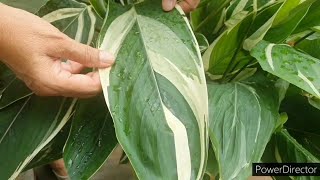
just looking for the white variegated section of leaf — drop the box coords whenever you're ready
[298,70,320,97]
[251,40,320,98]
[265,43,276,70]
[99,6,208,180]
[9,99,77,180]
[42,8,84,22]
[41,6,96,45]
[99,8,136,108]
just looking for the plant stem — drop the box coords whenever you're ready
[294,31,315,46]
[220,10,258,83]
[228,58,255,82]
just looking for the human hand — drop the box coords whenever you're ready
[162,0,200,13]
[0,4,114,98]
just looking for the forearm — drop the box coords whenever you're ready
[0,3,12,60]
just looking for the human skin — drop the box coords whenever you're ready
[0,0,199,98]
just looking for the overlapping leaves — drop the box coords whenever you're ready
[97,0,208,179]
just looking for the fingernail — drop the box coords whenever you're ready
[163,0,175,11]
[99,51,115,63]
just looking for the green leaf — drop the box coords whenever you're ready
[98,1,209,179]
[262,130,319,180]
[25,122,71,170]
[63,94,117,180]
[0,96,76,179]
[294,0,320,33]
[89,0,108,19]
[203,12,253,76]
[0,64,32,109]
[275,129,319,163]
[206,146,218,178]
[195,33,209,53]
[37,0,98,45]
[263,0,314,43]
[244,0,311,50]
[207,75,279,179]
[280,87,320,159]
[251,40,320,98]
[0,0,49,13]
[191,0,232,42]
[308,96,320,110]
[0,0,99,178]
[296,37,320,59]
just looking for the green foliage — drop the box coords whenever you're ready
[1,0,320,179]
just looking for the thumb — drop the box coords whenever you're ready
[59,39,115,68]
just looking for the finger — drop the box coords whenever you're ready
[53,69,102,97]
[24,79,59,96]
[58,39,115,68]
[60,61,84,74]
[178,0,199,13]
[162,0,177,11]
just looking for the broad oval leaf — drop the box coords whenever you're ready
[98,1,209,179]
[251,40,320,98]
[207,75,279,179]
[63,94,117,179]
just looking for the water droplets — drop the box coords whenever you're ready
[68,159,73,166]
[97,137,102,147]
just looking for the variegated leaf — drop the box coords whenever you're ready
[37,0,116,178]
[207,75,279,179]
[251,40,320,98]
[98,1,208,179]
[202,11,253,76]
[244,0,314,50]
[0,64,32,109]
[38,0,97,45]
[24,122,71,170]
[0,0,98,179]
[271,129,319,180]
[0,96,76,179]
[63,94,117,179]
[0,0,49,13]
